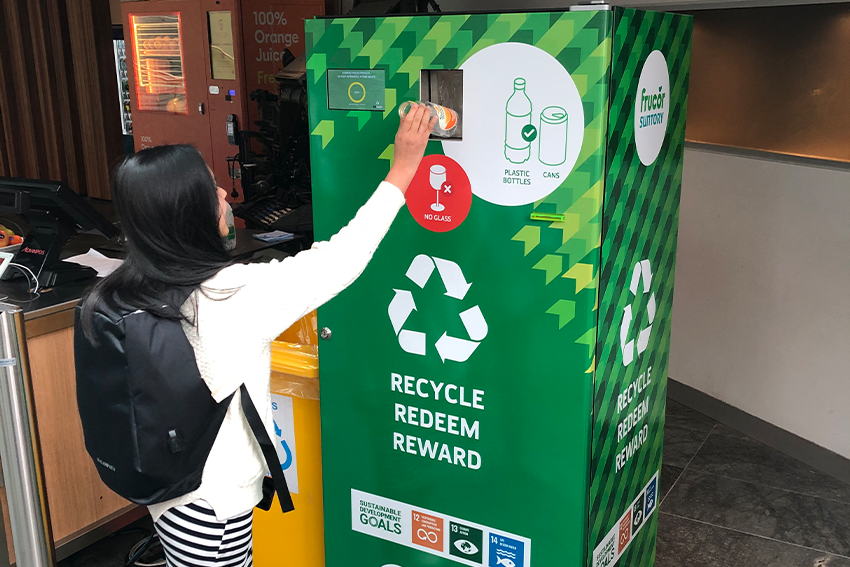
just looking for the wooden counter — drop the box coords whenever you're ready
[0,227,306,565]
[0,291,145,566]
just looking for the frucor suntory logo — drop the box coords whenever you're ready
[619,260,656,367]
[633,50,670,166]
[389,254,488,363]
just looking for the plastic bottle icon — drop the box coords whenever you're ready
[505,78,533,164]
[539,106,568,166]
[430,164,447,212]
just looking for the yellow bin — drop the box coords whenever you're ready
[253,314,324,567]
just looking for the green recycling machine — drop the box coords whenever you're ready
[306,6,691,567]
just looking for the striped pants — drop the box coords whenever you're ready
[154,501,253,567]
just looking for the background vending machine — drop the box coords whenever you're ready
[122,0,323,205]
[307,6,691,567]
[241,0,325,127]
[122,0,251,200]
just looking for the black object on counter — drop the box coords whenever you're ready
[0,178,119,287]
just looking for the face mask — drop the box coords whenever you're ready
[223,202,236,251]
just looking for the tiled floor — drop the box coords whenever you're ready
[656,400,850,567]
[53,398,850,567]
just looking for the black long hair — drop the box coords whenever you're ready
[80,145,232,341]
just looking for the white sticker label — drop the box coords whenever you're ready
[270,393,298,494]
[592,471,659,567]
[352,489,531,567]
[634,51,670,166]
[209,85,221,95]
[442,43,585,207]
[0,358,16,367]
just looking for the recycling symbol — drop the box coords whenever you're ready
[273,421,293,470]
[388,254,488,363]
[620,259,656,367]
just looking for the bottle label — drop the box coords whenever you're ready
[224,225,237,250]
[433,104,458,131]
[506,112,531,150]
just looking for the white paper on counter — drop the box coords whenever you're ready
[65,249,123,278]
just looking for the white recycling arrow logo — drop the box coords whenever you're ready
[620,259,656,367]
[388,254,488,363]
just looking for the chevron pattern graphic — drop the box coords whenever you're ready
[589,8,692,567]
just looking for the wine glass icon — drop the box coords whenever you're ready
[430,164,447,212]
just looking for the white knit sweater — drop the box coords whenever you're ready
[148,182,405,522]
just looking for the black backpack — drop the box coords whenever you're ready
[74,290,294,513]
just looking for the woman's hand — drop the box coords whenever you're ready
[385,103,437,194]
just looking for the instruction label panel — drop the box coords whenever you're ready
[592,471,659,567]
[328,69,386,111]
[352,489,531,566]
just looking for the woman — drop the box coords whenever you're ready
[80,104,436,566]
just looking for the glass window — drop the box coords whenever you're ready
[208,11,236,80]
[130,14,188,114]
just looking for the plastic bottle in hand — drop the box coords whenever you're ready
[398,101,458,138]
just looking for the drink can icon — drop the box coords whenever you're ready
[539,106,568,166]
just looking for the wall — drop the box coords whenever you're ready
[412,0,850,460]
[670,146,850,459]
[684,3,850,163]
[110,0,121,25]
[0,0,121,199]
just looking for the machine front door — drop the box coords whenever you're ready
[123,1,213,159]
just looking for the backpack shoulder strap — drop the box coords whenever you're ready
[239,384,295,513]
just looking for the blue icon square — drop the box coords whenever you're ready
[228,89,236,96]
[645,478,657,516]
[488,534,525,567]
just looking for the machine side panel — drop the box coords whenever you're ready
[589,8,692,567]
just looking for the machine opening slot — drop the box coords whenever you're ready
[420,69,463,140]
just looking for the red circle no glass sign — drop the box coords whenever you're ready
[405,155,471,233]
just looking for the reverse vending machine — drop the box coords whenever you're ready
[307,7,691,567]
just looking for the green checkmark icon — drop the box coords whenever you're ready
[521,124,538,142]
